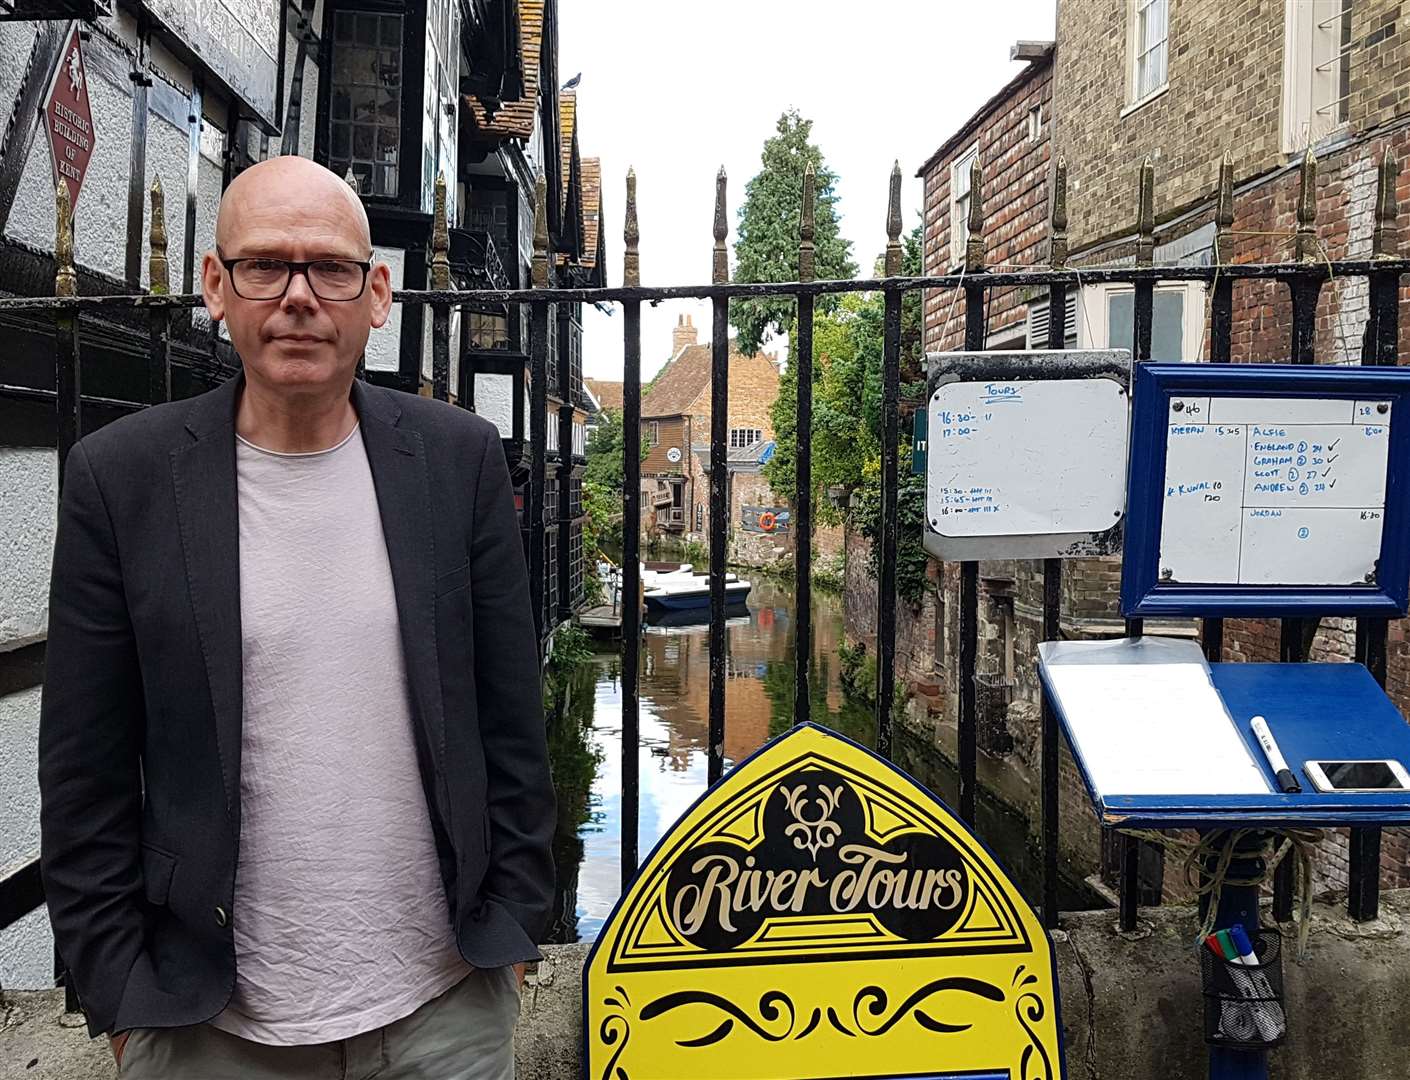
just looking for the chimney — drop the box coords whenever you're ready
[1010,40,1055,63]
[672,313,698,355]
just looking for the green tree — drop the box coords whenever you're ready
[583,407,631,494]
[764,223,930,606]
[581,409,648,598]
[732,110,856,354]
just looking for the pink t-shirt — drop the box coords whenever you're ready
[207,426,471,1045]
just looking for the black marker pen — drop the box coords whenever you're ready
[1251,715,1301,794]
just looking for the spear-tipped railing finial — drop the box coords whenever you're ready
[623,167,640,287]
[55,179,76,298]
[712,166,728,285]
[149,175,169,296]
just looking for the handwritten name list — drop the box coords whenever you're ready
[1159,396,1390,585]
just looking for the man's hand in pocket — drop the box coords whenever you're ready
[110,1030,130,1066]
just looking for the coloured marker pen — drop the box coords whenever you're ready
[1214,929,1240,962]
[1228,924,1259,967]
[1250,716,1302,794]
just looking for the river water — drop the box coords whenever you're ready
[543,575,1104,944]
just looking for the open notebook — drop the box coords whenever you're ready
[1039,636,1271,797]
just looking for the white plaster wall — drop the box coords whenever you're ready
[280,0,324,158]
[418,305,462,390]
[450,306,461,394]
[0,15,210,294]
[366,244,405,372]
[0,449,57,651]
[0,905,52,990]
[0,686,51,990]
[475,372,513,436]
[189,120,225,335]
[421,299,432,382]
[141,105,191,291]
[5,29,133,280]
[0,25,36,126]
[0,688,42,860]
[1,451,56,988]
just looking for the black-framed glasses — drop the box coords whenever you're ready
[218,248,374,301]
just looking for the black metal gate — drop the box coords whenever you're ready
[2,146,1409,1014]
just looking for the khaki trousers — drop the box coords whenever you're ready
[117,966,519,1080]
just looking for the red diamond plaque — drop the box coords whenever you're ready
[42,25,96,209]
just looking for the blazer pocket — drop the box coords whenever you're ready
[140,844,177,906]
[436,559,470,598]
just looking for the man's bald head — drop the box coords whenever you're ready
[201,154,392,407]
[215,156,371,253]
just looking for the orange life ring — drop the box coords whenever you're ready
[758,511,777,532]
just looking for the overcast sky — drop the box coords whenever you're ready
[557,0,1057,383]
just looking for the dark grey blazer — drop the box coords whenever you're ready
[38,371,555,1039]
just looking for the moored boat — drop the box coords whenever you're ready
[641,563,752,613]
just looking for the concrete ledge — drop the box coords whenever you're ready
[1055,889,1410,1080]
[5,892,1409,1078]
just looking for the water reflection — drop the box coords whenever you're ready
[543,576,1103,945]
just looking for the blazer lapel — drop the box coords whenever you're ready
[170,372,244,822]
[354,380,446,766]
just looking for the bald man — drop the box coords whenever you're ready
[38,156,555,1079]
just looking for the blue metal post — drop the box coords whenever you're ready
[1204,832,1271,1080]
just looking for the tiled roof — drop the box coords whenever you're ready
[641,343,776,419]
[559,88,577,214]
[464,0,543,140]
[585,378,623,411]
[642,344,713,418]
[581,157,601,269]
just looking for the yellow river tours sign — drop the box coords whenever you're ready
[584,724,1065,1080]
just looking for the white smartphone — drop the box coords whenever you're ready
[1303,759,1410,793]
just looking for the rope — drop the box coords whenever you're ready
[1117,827,1323,960]
[1202,229,1342,360]
[936,260,1082,350]
[936,262,967,349]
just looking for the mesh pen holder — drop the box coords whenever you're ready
[1200,930,1287,1051]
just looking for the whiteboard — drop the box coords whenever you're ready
[1158,396,1391,585]
[927,377,1129,539]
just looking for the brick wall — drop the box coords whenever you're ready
[729,471,790,567]
[813,520,845,561]
[889,1,1410,903]
[842,522,943,697]
[914,47,1127,864]
[684,445,708,541]
[683,351,782,546]
[1054,0,1410,248]
[921,56,1054,353]
[1055,0,1286,245]
[1050,0,1410,896]
[1218,127,1410,367]
[684,352,781,442]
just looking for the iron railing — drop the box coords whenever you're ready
[1,146,1407,1020]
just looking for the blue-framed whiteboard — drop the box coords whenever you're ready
[1122,363,1410,618]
